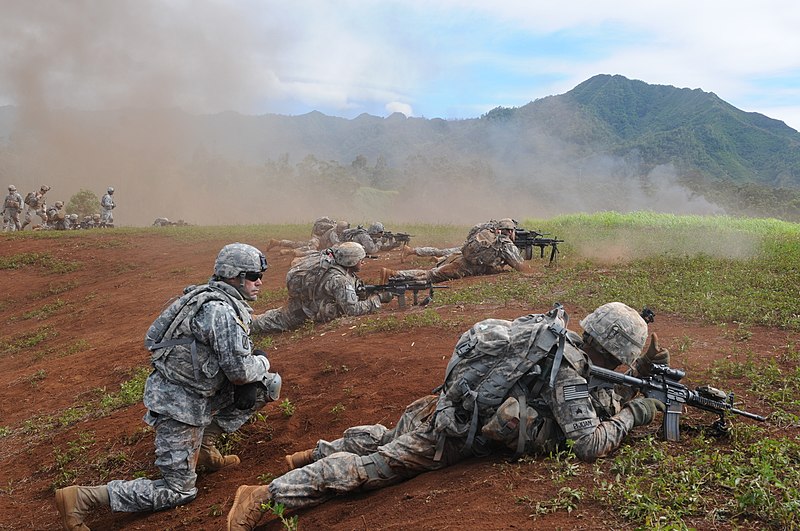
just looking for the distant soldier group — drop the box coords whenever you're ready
[2,184,117,232]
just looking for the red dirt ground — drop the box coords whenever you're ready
[0,230,792,530]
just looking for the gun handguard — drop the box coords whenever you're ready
[588,363,766,441]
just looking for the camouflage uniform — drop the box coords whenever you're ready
[105,279,276,512]
[403,220,500,260]
[100,188,115,226]
[21,186,49,230]
[252,262,380,333]
[391,234,523,283]
[46,202,68,230]
[2,186,23,232]
[342,226,379,256]
[260,314,647,511]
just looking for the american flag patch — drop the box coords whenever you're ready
[563,383,589,401]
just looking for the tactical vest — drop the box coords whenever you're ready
[312,216,336,237]
[342,226,368,242]
[434,305,570,459]
[144,284,251,394]
[24,192,38,207]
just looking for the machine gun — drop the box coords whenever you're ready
[382,231,413,246]
[356,278,448,308]
[589,363,767,441]
[513,228,564,263]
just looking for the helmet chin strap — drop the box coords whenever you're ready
[236,272,255,301]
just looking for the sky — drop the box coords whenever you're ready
[2,0,800,131]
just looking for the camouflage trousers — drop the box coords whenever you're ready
[108,402,261,512]
[268,395,469,510]
[2,209,21,231]
[101,208,113,225]
[411,246,459,258]
[392,254,496,283]
[251,305,308,333]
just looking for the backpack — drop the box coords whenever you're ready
[285,249,336,301]
[342,226,368,242]
[461,227,500,266]
[434,305,570,459]
[312,217,336,237]
[24,192,37,207]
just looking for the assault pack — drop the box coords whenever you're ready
[24,192,38,207]
[461,226,500,266]
[285,249,336,301]
[312,216,336,237]
[434,304,571,459]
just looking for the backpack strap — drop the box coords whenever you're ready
[146,336,200,380]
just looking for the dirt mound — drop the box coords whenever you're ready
[0,230,784,530]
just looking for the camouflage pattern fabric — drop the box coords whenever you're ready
[409,246,460,258]
[268,395,468,509]
[21,191,47,229]
[101,192,115,224]
[252,264,380,333]
[342,227,379,255]
[390,237,523,283]
[265,318,646,509]
[106,280,272,512]
[2,191,23,232]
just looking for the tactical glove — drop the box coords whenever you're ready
[633,333,670,377]
[233,350,270,410]
[378,291,394,303]
[626,397,666,427]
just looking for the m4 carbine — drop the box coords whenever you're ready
[382,231,413,246]
[589,363,767,440]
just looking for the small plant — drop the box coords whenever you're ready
[330,403,346,416]
[261,500,299,531]
[517,486,584,517]
[0,426,12,438]
[278,398,296,417]
[208,504,223,517]
[257,472,276,484]
[26,369,47,388]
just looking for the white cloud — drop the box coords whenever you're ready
[385,101,413,116]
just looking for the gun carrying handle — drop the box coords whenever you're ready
[662,402,683,441]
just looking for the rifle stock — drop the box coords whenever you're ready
[588,363,766,441]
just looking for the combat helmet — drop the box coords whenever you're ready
[214,243,268,279]
[580,302,647,366]
[107,187,114,194]
[367,222,385,235]
[8,184,16,192]
[497,218,516,230]
[54,201,64,208]
[40,185,51,192]
[333,241,366,267]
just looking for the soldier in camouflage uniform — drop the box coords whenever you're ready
[46,201,68,230]
[21,184,50,230]
[383,218,523,283]
[265,216,336,254]
[400,219,502,262]
[100,187,115,226]
[2,185,23,232]
[251,242,389,333]
[228,302,668,529]
[55,243,282,531]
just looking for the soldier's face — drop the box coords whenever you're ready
[241,274,262,300]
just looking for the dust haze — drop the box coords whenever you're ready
[0,2,725,228]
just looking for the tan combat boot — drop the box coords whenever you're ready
[265,238,280,251]
[380,268,398,284]
[284,448,315,471]
[400,244,413,262]
[227,485,271,531]
[197,424,240,472]
[55,485,110,531]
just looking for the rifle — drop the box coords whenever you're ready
[357,279,448,308]
[382,231,413,246]
[589,363,767,441]
[514,228,564,263]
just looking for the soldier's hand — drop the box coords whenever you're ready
[626,397,666,427]
[378,291,394,303]
[234,383,259,410]
[633,333,670,377]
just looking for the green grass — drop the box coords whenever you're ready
[0,252,81,273]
